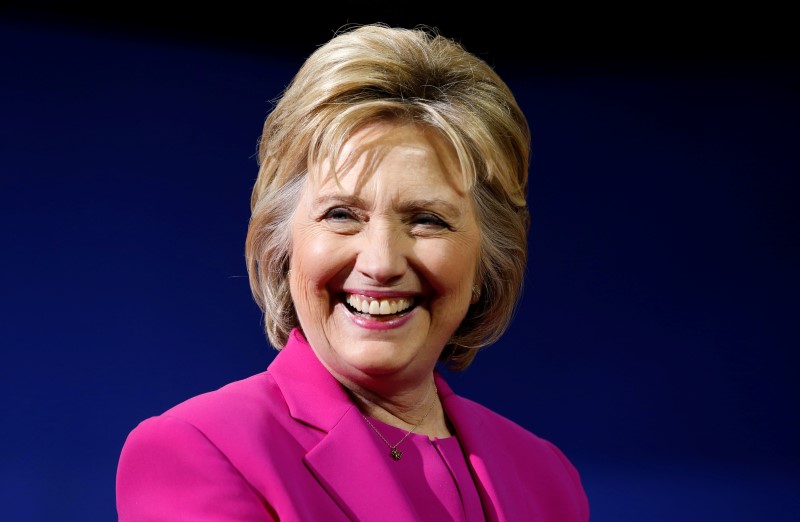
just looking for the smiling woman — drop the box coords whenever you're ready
[290,123,481,402]
[116,23,589,521]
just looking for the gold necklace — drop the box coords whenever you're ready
[361,386,439,461]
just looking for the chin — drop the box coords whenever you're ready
[339,340,414,374]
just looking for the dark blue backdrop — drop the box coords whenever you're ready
[1,11,798,521]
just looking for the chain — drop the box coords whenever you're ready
[361,386,439,461]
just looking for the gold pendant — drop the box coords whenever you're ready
[390,447,403,461]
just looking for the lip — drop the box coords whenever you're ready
[342,289,418,299]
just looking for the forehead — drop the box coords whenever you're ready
[308,122,466,195]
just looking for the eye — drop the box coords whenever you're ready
[412,213,450,229]
[323,207,356,222]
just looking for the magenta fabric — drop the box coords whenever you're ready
[116,329,589,521]
[366,426,486,521]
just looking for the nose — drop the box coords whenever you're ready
[354,220,409,285]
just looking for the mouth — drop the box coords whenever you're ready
[343,293,417,318]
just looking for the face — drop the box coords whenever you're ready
[289,122,480,389]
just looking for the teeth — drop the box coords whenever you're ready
[346,294,413,316]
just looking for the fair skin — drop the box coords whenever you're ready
[289,122,481,439]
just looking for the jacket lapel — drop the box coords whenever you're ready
[268,329,423,521]
[438,374,519,522]
[303,406,421,521]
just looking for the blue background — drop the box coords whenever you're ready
[2,6,798,521]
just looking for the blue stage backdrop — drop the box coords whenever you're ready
[1,11,798,522]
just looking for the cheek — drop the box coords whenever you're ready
[417,235,480,295]
[290,233,342,328]
[291,227,350,293]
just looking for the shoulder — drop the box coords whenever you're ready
[116,371,292,520]
[116,372,285,520]
[121,370,295,464]
[447,392,543,444]
[162,371,281,426]
[446,393,589,520]
[453,393,580,472]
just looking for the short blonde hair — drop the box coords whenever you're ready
[245,23,530,370]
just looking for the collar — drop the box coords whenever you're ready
[266,328,511,521]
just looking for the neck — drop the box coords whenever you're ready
[347,377,451,439]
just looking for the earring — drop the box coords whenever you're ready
[471,285,481,304]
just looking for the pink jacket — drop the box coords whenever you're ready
[116,329,589,521]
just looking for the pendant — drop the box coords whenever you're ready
[390,447,403,461]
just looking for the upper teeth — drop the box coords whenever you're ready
[346,295,413,315]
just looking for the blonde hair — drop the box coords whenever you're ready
[245,23,530,370]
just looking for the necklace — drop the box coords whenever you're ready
[361,385,439,461]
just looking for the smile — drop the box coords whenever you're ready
[345,294,415,316]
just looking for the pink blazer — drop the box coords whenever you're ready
[116,329,589,521]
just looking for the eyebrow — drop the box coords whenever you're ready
[312,194,463,216]
[312,194,365,209]
[399,198,461,216]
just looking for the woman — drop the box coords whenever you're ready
[116,23,589,521]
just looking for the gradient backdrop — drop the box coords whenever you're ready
[1,5,798,521]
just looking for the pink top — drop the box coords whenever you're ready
[364,418,486,521]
